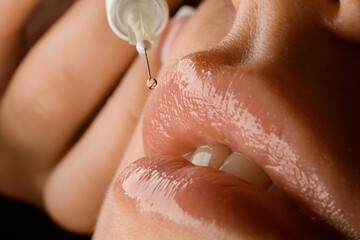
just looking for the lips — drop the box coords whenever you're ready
[114,155,342,239]
[114,49,358,239]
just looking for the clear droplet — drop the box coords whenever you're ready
[147,78,158,90]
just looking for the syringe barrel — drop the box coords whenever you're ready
[106,0,169,47]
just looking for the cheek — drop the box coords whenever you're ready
[165,0,235,62]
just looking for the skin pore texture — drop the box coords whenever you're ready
[95,0,360,239]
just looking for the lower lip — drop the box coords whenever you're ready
[113,155,341,239]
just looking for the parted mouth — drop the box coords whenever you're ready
[182,145,298,210]
[115,155,342,240]
[116,51,358,239]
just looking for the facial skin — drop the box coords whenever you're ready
[94,0,360,239]
[0,0,358,239]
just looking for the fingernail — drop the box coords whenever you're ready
[161,6,196,64]
[174,5,196,20]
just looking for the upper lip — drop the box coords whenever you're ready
[141,50,358,239]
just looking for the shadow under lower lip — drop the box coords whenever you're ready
[112,155,343,240]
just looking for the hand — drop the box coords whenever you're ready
[0,0,182,233]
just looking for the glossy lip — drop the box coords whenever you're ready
[136,51,358,238]
[114,155,341,239]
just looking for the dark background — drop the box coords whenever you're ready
[0,195,91,240]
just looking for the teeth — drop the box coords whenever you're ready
[219,152,271,189]
[185,145,297,210]
[188,146,270,189]
[190,145,232,169]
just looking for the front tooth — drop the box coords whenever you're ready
[219,152,271,189]
[190,145,232,169]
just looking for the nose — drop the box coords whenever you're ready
[222,0,360,65]
[329,0,360,42]
[193,0,360,143]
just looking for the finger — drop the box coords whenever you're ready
[44,43,161,233]
[0,0,42,33]
[43,0,190,232]
[0,0,136,204]
[47,1,200,233]
[0,0,42,93]
[44,2,199,229]
[25,0,76,50]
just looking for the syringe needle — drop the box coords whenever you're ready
[144,48,152,80]
[144,48,158,90]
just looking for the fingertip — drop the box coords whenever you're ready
[44,166,97,234]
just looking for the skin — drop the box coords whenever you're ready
[0,0,183,232]
[0,0,359,239]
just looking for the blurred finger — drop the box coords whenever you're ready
[25,0,76,49]
[0,0,136,205]
[0,0,41,93]
[42,1,191,232]
[44,43,161,233]
[0,0,41,33]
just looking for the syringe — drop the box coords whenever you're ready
[106,0,169,90]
